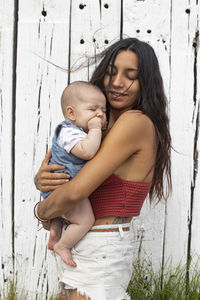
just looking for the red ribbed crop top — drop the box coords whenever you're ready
[89,174,152,219]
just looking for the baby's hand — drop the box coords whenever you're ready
[88,116,102,130]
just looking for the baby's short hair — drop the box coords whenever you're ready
[61,81,102,117]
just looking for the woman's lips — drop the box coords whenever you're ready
[109,91,127,99]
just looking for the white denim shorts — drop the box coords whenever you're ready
[54,223,134,300]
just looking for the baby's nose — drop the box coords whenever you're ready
[96,110,103,117]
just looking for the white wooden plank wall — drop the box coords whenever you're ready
[164,0,199,267]
[187,0,200,267]
[0,0,15,296]
[14,1,70,298]
[123,0,171,271]
[0,0,199,298]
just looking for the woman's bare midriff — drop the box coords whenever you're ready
[94,216,132,225]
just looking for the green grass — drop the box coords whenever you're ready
[1,282,27,300]
[1,282,58,300]
[128,259,200,300]
[2,260,200,299]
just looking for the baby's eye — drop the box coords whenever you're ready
[89,108,96,111]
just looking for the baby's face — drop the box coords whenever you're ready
[73,89,107,132]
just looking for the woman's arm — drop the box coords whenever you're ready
[37,111,152,220]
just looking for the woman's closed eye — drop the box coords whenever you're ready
[126,70,138,81]
[106,65,116,76]
[127,75,138,81]
[106,69,138,82]
[106,70,116,76]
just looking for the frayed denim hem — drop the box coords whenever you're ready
[60,281,131,300]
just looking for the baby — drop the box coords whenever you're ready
[41,81,107,267]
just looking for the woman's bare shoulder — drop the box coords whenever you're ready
[112,110,155,136]
[119,109,153,123]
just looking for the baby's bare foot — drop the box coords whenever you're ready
[54,243,77,267]
[48,229,60,251]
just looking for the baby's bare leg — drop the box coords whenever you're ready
[48,218,63,250]
[54,198,95,267]
[70,290,90,300]
[59,290,89,300]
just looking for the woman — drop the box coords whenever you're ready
[34,38,171,300]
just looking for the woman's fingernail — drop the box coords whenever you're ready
[66,179,69,182]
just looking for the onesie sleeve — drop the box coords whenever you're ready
[57,125,87,153]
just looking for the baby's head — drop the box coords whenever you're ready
[61,81,107,132]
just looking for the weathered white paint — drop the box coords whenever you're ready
[100,0,121,44]
[164,0,198,266]
[69,0,102,82]
[123,0,171,270]
[14,1,70,298]
[0,0,200,298]
[69,0,121,82]
[188,0,200,264]
[0,0,15,297]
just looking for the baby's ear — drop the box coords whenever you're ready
[65,106,76,121]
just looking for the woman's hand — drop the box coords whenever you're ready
[34,149,70,193]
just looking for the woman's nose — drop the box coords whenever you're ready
[112,74,124,88]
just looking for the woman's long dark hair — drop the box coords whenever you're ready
[90,38,172,202]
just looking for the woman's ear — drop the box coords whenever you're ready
[65,106,76,121]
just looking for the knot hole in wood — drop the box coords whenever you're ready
[41,10,47,17]
[185,8,190,14]
[79,4,86,9]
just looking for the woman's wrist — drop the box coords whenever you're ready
[34,202,49,223]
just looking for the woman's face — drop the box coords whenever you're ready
[104,50,140,112]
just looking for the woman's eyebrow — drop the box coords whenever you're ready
[127,68,138,71]
[108,64,138,71]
